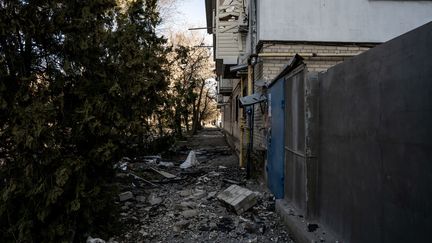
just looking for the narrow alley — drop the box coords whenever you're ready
[2,1,431,242]
[110,128,293,243]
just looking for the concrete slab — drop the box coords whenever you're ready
[217,185,257,214]
[119,191,133,201]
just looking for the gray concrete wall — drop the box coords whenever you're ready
[317,22,432,242]
[258,0,432,43]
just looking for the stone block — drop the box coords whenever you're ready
[119,191,133,201]
[217,185,257,214]
[181,209,199,218]
[136,195,146,203]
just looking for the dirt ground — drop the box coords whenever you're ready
[108,128,294,243]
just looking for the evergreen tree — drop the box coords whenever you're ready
[0,0,169,241]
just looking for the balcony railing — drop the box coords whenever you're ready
[218,78,234,95]
[217,94,230,108]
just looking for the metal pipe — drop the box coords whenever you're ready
[239,77,245,168]
[245,0,258,179]
[188,27,213,30]
[246,106,252,179]
[246,64,254,178]
[247,65,253,95]
[193,45,214,48]
[258,52,362,58]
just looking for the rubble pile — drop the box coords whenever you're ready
[107,129,293,242]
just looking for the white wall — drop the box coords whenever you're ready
[258,0,432,43]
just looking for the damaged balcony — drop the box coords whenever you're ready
[217,78,235,95]
[216,94,230,108]
[214,0,248,65]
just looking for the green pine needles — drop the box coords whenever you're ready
[0,0,169,241]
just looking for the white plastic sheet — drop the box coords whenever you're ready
[180,150,199,169]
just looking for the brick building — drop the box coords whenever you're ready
[205,0,432,178]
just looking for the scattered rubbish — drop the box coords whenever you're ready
[198,224,211,231]
[119,191,133,202]
[223,178,240,185]
[192,189,207,200]
[252,215,267,234]
[217,185,258,214]
[217,216,235,232]
[122,157,131,161]
[138,229,148,237]
[107,130,293,242]
[128,172,158,187]
[158,161,175,167]
[180,169,206,177]
[180,150,199,169]
[198,176,210,183]
[173,220,190,232]
[248,237,258,243]
[135,195,146,203]
[148,193,163,205]
[206,191,217,199]
[208,171,221,177]
[150,167,176,179]
[307,223,319,232]
[209,222,217,230]
[114,162,128,171]
[180,209,199,218]
[178,201,197,210]
[244,222,259,234]
[178,189,193,197]
[239,216,251,222]
[87,236,106,243]
[142,155,161,164]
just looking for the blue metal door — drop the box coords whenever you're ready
[267,78,285,199]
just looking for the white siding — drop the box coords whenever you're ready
[258,0,432,43]
[215,0,246,64]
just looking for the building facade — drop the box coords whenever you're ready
[205,0,432,176]
[205,1,432,241]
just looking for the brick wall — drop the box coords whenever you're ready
[252,42,372,151]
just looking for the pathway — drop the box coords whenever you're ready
[110,128,293,243]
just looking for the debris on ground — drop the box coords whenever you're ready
[307,223,319,232]
[217,185,258,214]
[180,150,199,169]
[86,236,106,243]
[118,191,133,202]
[107,128,293,242]
[150,167,177,179]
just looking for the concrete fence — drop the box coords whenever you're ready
[277,22,432,242]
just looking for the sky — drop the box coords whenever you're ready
[162,0,212,44]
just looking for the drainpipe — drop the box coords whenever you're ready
[245,0,258,179]
[246,62,253,178]
[246,54,258,179]
[239,77,245,168]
